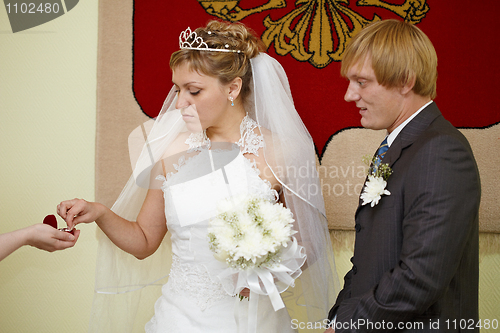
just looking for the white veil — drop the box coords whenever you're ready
[89,53,339,332]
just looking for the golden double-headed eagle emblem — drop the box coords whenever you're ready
[197,0,429,68]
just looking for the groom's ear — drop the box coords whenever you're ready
[400,73,416,95]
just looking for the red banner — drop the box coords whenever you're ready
[133,0,500,155]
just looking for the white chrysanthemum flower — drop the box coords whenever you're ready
[217,229,237,251]
[360,175,391,207]
[239,227,266,261]
[269,223,289,244]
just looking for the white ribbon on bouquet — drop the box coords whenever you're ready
[190,229,306,333]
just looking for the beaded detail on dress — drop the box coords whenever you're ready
[167,255,229,311]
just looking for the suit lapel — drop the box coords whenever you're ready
[355,103,443,217]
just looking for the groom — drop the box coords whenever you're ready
[326,20,480,332]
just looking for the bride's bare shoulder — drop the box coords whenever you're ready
[161,131,192,159]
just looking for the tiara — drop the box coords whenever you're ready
[179,27,242,53]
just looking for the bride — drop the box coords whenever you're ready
[58,20,339,332]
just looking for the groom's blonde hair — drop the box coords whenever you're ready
[341,19,437,99]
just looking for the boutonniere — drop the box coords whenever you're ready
[360,155,393,207]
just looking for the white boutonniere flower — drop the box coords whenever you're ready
[360,156,393,207]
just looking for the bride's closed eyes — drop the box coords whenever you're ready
[173,88,201,96]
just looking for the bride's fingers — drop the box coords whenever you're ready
[63,199,87,226]
[57,198,80,219]
[72,214,90,228]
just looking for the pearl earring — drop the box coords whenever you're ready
[229,96,234,107]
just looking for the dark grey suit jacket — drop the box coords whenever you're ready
[328,103,480,332]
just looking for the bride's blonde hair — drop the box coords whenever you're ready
[170,20,265,102]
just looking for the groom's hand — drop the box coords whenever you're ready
[324,327,335,333]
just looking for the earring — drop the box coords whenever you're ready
[229,96,234,107]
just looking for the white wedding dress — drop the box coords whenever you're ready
[144,117,297,333]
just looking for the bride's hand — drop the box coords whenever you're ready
[57,198,105,230]
[239,288,250,298]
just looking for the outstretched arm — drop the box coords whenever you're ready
[57,188,167,260]
[0,224,79,262]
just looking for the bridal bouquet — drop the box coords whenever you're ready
[207,195,296,270]
[203,194,306,333]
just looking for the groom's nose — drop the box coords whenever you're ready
[344,82,359,102]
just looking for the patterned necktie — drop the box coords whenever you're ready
[374,137,389,166]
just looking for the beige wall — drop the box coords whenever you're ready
[0,1,98,332]
[0,3,498,333]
